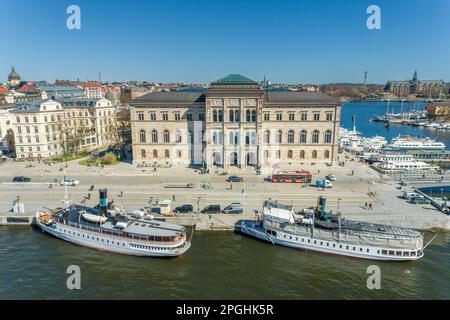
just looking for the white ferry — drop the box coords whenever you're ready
[238,198,432,261]
[386,135,446,151]
[377,154,440,172]
[34,190,191,257]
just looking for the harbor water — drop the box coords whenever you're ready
[0,102,449,300]
[0,226,448,299]
[341,101,450,149]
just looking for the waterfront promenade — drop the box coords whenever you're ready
[0,156,449,230]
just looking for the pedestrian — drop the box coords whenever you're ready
[352,170,354,176]
[318,170,320,175]
[230,183,233,190]
[369,203,373,211]
[120,190,123,197]
[172,194,176,201]
[364,202,368,209]
[87,193,91,200]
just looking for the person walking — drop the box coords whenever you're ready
[120,190,123,198]
[369,203,373,211]
[364,202,368,209]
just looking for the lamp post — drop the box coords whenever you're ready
[197,197,201,215]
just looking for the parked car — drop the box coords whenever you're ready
[173,204,194,213]
[315,179,333,188]
[226,176,244,183]
[13,176,31,182]
[222,203,243,214]
[60,177,80,186]
[403,191,419,200]
[201,205,221,214]
[409,196,431,205]
[325,174,337,181]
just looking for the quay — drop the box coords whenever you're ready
[1,154,449,231]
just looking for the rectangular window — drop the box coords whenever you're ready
[301,113,308,121]
[198,113,205,121]
[162,113,168,121]
[263,113,270,121]
[314,113,320,121]
[174,113,181,121]
[276,113,282,121]
[187,113,193,121]
[326,112,333,121]
[288,113,295,121]
[149,112,156,121]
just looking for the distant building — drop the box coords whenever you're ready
[7,66,21,88]
[121,86,149,101]
[0,104,15,154]
[385,70,443,97]
[78,82,104,99]
[425,101,450,118]
[37,85,85,99]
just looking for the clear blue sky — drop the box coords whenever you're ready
[1,0,449,84]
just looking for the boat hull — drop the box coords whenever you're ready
[238,221,423,262]
[36,221,190,257]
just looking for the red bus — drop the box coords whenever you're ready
[271,171,312,183]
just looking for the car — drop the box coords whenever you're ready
[173,204,194,213]
[222,203,243,214]
[403,192,419,200]
[201,205,221,214]
[60,177,80,186]
[326,174,336,181]
[13,176,31,182]
[409,196,431,205]
[226,176,244,183]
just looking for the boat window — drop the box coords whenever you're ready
[360,248,363,252]
[389,251,395,255]
[320,241,323,245]
[396,251,402,256]
[346,246,349,250]
[353,247,356,251]
[339,245,342,249]
[366,249,370,253]
[411,251,416,256]
[308,239,310,243]
[382,250,387,255]
[326,243,329,247]
[333,244,336,248]
[314,240,317,244]
[403,252,409,256]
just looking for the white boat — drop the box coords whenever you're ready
[238,198,429,261]
[386,135,446,151]
[376,154,440,172]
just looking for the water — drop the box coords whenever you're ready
[1,101,449,300]
[341,101,450,148]
[0,226,449,299]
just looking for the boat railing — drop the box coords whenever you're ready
[56,218,185,246]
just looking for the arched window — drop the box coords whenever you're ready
[141,149,146,159]
[251,132,256,145]
[235,132,239,145]
[251,110,256,122]
[287,130,295,144]
[163,130,170,143]
[312,150,318,159]
[213,110,218,122]
[188,130,193,144]
[151,130,158,143]
[25,117,29,123]
[324,150,330,159]
[33,117,37,123]
[175,130,182,143]
[300,150,306,159]
[153,149,158,158]
[264,130,270,144]
[139,130,146,143]
[288,150,293,159]
[165,149,170,158]
[276,150,281,159]
[324,130,333,144]
[299,130,307,144]
[235,110,240,122]
[229,132,234,145]
[218,110,223,122]
[229,110,234,122]
[246,110,251,122]
[312,130,320,144]
[276,130,282,144]
[245,132,250,145]
[213,132,218,144]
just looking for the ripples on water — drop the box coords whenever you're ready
[0,227,448,299]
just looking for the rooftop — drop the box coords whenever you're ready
[212,74,257,85]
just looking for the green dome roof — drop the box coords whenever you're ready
[8,66,20,81]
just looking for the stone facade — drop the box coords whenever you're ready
[11,98,117,159]
[130,75,341,169]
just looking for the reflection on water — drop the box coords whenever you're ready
[0,227,449,299]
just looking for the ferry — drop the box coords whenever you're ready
[376,154,440,173]
[238,197,433,261]
[33,189,191,257]
[385,136,446,151]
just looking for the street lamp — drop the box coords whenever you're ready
[197,197,201,214]
[337,198,342,214]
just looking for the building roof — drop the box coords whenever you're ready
[212,74,257,85]
[16,83,39,94]
[131,91,205,104]
[8,66,20,81]
[78,82,102,88]
[264,91,340,105]
[37,85,84,92]
[0,86,9,95]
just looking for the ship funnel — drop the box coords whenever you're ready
[316,196,327,214]
[99,189,107,215]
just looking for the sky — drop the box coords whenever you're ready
[1,0,449,84]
